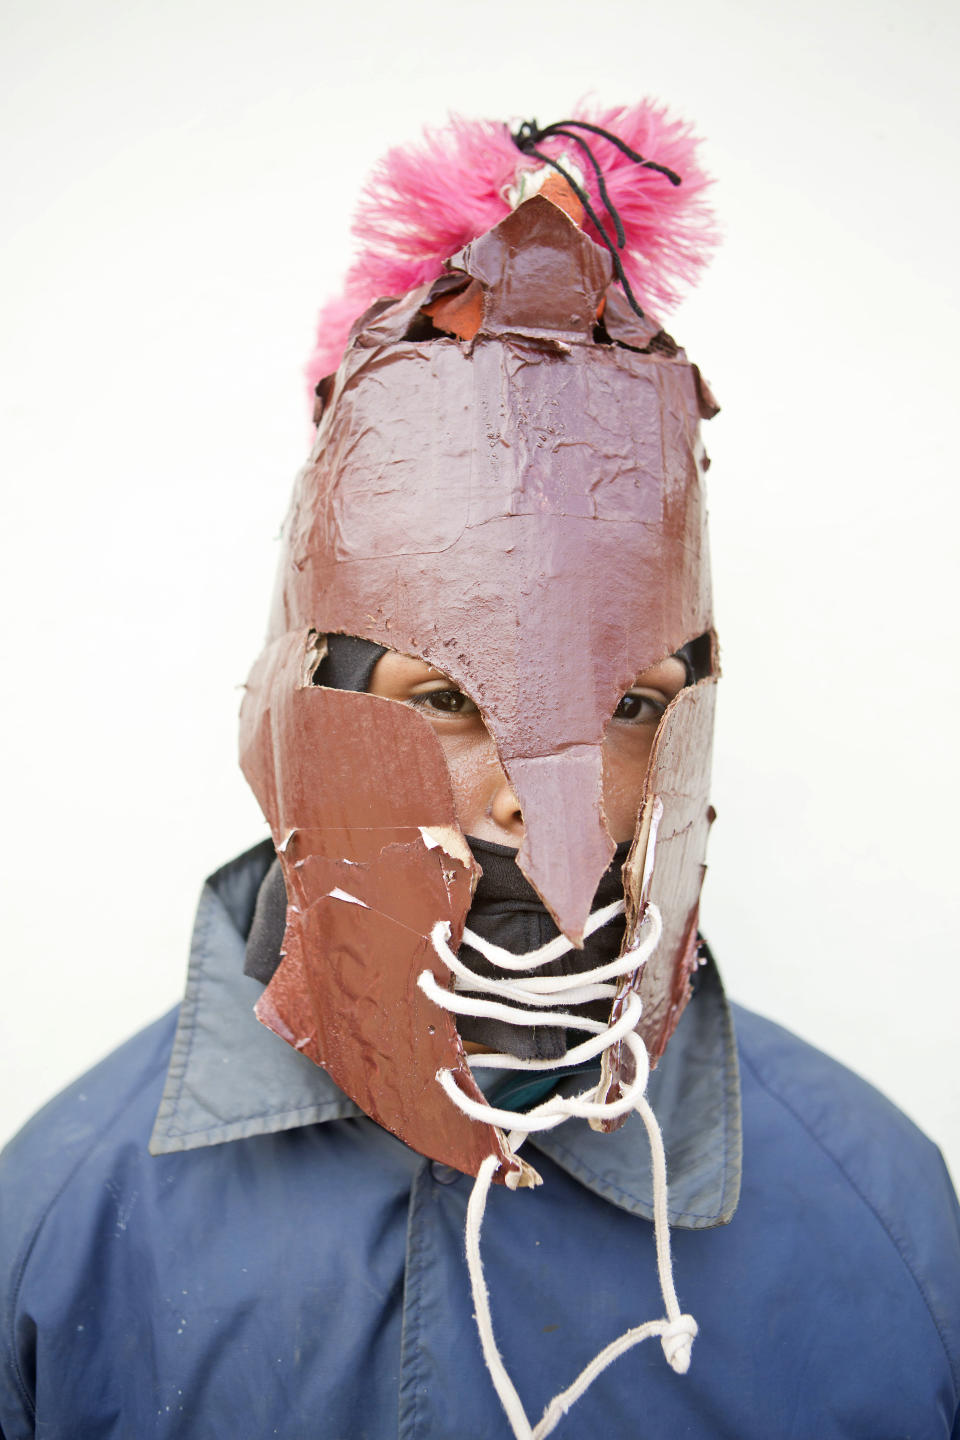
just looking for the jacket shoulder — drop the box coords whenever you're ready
[733,1003,960,1388]
[0,1010,177,1276]
[0,1011,178,1430]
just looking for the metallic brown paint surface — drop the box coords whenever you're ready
[598,678,718,1131]
[240,648,526,1183]
[240,195,717,1179]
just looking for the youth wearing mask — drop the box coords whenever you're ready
[1,106,957,1440]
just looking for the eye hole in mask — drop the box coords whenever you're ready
[310,631,714,697]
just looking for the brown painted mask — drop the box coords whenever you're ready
[239,194,719,1185]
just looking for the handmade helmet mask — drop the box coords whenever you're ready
[239,120,719,1186]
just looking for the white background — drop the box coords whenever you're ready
[2,0,958,1181]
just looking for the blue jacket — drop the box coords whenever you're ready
[2,844,958,1439]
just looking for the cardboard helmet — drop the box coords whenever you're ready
[239,114,719,1183]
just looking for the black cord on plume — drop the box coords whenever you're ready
[511,118,682,320]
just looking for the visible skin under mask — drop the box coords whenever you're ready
[368,649,688,847]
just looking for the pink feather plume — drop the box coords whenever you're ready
[307,102,717,388]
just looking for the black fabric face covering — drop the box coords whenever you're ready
[244,631,701,1057]
[453,837,630,1059]
[311,633,388,693]
[245,857,289,987]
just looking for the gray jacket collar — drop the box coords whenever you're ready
[151,843,741,1229]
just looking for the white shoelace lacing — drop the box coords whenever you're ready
[416,900,697,1440]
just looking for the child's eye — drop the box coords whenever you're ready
[612,691,667,724]
[410,688,479,716]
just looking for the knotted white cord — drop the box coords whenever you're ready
[420,899,697,1440]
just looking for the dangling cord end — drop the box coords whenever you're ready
[635,1092,697,1373]
[660,1314,698,1375]
[465,1154,535,1440]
